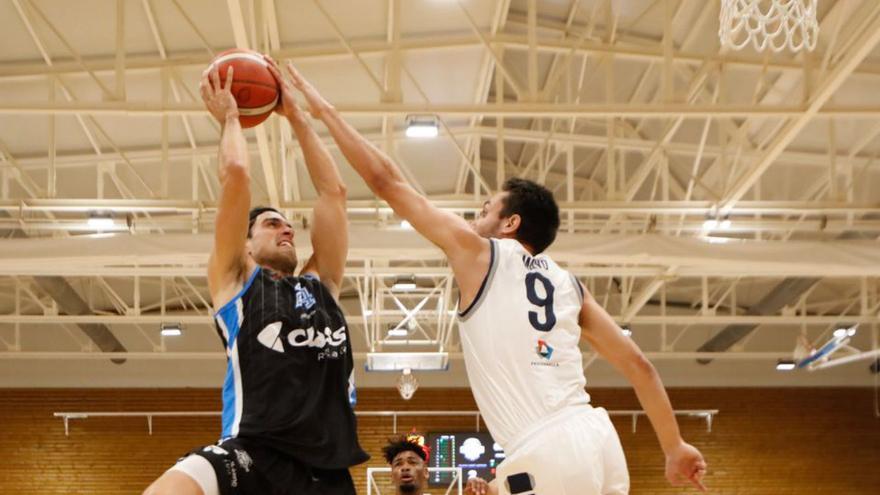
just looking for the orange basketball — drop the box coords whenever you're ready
[209,49,279,128]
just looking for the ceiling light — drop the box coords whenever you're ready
[834,326,857,338]
[87,213,114,229]
[160,323,182,337]
[405,115,439,138]
[387,328,409,337]
[701,236,731,244]
[400,220,413,230]
[720,219,732,229]
[776,360,796,371]
[392,275,417,291]
[702,219,719,230]
[620,325,632,337]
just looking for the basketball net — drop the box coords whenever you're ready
[719,0,819,52]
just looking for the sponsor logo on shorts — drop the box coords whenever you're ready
[225,460,238,487]
[203,445,229,456]
[234,449,253,473]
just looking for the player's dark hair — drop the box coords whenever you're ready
[247,206,283,238]
[499,178,560,254]
[382,436,427,464]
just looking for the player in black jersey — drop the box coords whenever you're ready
[144,60,368,495]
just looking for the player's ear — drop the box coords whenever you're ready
[501,213,521,235]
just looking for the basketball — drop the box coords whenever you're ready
[209,49,279,128]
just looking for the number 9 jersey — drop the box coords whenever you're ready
[458,238,591,449]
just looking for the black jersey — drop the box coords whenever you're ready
[213,266,369,469]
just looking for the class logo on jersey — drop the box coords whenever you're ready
[535,339,554,360]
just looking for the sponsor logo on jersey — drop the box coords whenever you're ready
[531,338,559,367]
[521,254,549,271]
[536,339,554,360]
[256,321,348,360]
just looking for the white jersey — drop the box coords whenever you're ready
[458,238,591,449]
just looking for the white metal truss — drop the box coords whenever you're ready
[0,0,879,379]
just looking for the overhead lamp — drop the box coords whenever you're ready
[701,236,731,244]
[702,217,732,231]
[87,213,115,229]
[392,275,417,292]
[776,359,796,371]
[400,220,413,230]
[160,323,182,337]
[405,114,439,138]
[621,326,632,338]
[387,328,409,338]
[833,326,857,339]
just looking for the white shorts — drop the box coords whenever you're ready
[496,406,629,495]
[168,454,219,495]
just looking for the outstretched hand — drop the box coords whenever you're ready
[665,441,708,492]
[282,61,333,119]
[263,56,306,123]
[199,64,238,123]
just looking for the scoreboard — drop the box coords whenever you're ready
[426,432,506,486]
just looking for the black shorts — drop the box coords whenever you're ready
[183,438,356,495]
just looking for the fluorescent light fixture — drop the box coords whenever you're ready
[392,275,417,291]
[835,326,857,338]
[776,360,796,371]
[702,218,731,231]
[405,115,439,138]
[160,323,182,337]
[400,220,413,230]
[387,328,409,337]
[87,214,114,229]
[701,236,731,244]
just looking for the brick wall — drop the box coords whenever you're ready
[0,388,878,494]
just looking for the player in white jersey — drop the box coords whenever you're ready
[284,64,708,495]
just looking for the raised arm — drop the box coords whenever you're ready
[266,59,347,299]
[578,287,707,492]
[283,63,486,268]
[200,66,250,306]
